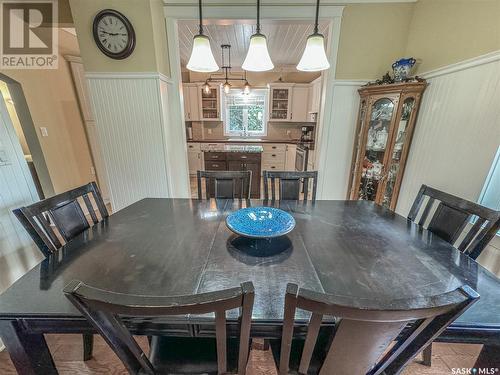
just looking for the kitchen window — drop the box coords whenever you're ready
[224,89,268,136]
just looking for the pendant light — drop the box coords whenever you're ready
[223,81,231,94]
[243,80,251,95]
[186,0,219,72]
[202,80,211,94]
[297,0,330,72]
[242,0,274,72]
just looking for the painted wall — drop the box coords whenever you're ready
[335,3,414,80]
[406,0,500,73]
[69,0,170,75]
[0,29,95,194]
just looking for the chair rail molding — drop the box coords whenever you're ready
[85,73,189,211]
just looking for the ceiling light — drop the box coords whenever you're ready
[203,80,211,94]
[242,0,274,72]
[223,81,231,94]
[186,0,219,72]
[297,0,330,72]
[243,81,251,95]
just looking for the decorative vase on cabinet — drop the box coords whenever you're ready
[347,81,427,210]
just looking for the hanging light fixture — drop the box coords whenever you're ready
[297,0,330,72]
[186,0,219,72]
[242,0,274,72]
[202,80,211,94]
[243,80,251,95]
[223,81,231,94]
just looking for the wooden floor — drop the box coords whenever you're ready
[0,334,482,374]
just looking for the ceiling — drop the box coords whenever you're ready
[177,20,329,69]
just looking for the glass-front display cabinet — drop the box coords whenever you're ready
[347,81,427,210]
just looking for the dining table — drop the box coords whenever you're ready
[0,198,499,374]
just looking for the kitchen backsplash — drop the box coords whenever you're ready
[189,121,311,141]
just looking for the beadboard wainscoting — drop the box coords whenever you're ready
[86,73,186,211]
[317,80,365,199]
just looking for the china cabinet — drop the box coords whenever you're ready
[347,81,427,210]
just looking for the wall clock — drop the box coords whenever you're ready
[92,9,136,60]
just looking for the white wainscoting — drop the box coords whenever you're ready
[318,80,364,199]
[396,53,500,215]
[87,74,172,211]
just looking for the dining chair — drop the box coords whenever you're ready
[197,170,252,199]
[263,171,318,201]
[272,283,478,375]
[64,280,255,375]
[408,185,500,260]
[13,181,108,360]
[408,184,500,366]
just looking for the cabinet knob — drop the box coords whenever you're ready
[213,164,219,167]
[241,156,247,159]
[272,154,276,157]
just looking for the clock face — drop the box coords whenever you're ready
[93,10,135,59]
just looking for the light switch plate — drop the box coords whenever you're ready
[40,127,48,137]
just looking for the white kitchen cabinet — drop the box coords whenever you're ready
[261,143,286,173]
[187,142,203,175]
[308,78,322,114]
[200,86,221,121]
[285,144,297,171]
[183,84,200,121]
[291,85,309,122]
[269,84,293,122]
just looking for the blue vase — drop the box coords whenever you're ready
[392,58,416,82]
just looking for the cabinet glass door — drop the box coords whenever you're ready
[201,88,219,119]
[270,88,290,120]
[358,98,395,201]
[381,97,415,208]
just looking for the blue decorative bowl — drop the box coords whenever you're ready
[226,207,296,239]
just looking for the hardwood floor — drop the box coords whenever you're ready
[0,334,482,374]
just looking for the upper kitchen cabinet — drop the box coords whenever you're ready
[269,83,293,121]
[183,83,201,121]
[347,81,427,211]
[290,84,310,122]
[200,85,221,121]
[308,77,322,114]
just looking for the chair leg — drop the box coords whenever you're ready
[422,344,432,366]
[83,333,93,361]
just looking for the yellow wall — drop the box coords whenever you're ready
[406,0,500,73]
[69,0,170,75]
[0,29,95,194]
[335,3,414,80]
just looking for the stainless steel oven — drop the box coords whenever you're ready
[295,145,309,171]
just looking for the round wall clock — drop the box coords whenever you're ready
[92,9,136,60]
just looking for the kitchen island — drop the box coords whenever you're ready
[203,144,263,198]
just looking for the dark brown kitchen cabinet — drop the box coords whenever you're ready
[204,152,262,198]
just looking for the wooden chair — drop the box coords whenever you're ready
[272,283,478,375]
[263,171,318,201]
[408,184,500,366]
[408,185,500,260]
[64,280,255,375]
[197,170,252,199]
[13,181,108,360]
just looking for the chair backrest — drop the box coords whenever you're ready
[197,170,252,199]
[64,280,255,375]
[13,182,108,257]
[279,283,478,375]
[263,171,318,201]
[408,185,500,259]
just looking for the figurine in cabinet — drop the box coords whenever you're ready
[347,81,427,210]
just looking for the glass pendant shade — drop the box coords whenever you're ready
[242,34,274,72]
[187,35,219,73]
[223,81,231,94]
[243,81,251,95]
[203,80,210,94]
[297,34,330,72]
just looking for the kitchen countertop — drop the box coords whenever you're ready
[187,139,313,145]
[202,144,264,153]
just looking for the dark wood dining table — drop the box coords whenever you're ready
[1,198,499,374]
